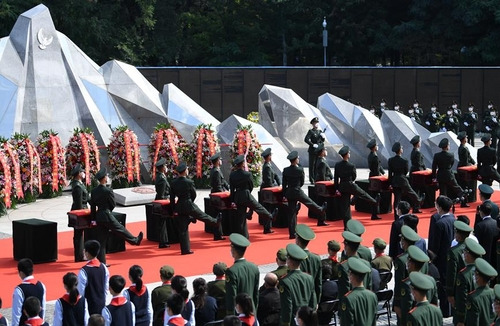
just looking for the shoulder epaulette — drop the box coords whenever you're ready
[468,289,476,295]
[459,266,467,273]
[409,307,417,314]
[344,290,352,297]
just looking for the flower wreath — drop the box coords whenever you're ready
[0,137,23,205]
[65,128,100,187]
[230,125,263,186]
[107,125,141,188]
[10,133,42,202]
[186,124,219,188]
[36,130,66,198]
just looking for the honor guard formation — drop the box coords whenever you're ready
[7,104,500,326]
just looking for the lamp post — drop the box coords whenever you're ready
[322,17,327,66]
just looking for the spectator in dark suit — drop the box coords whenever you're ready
[192,278,217,326]
[319,263,338,303]
[389,201,411,259]
[475,201,499,265]
[257,273,280,326]
[403,214,427,254]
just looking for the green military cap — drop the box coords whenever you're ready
[400,225,420,243]
[71,163,84,176]
[392,142,402,153]
[327,240,341,252]
[342,230,362,243]
[366,139,376,149]
[261,148,272,158]
[212,262,227,276]
[457,131,467,140]
[160,265,175,279]
[210,152,221,162]
[310,117,319,124]
[409,271,434,291]
[229,233,250,248]
[410,135,420,145]
[407,245,429,263]
[155,157,167,167]
[233,155,245,166]
[346,219,365,236]
[286,243,308,261]
[465,238,486,257]
[475,257,498,278]
[438,138,449,148]
[372,238,386,250]
[494,284,500,300]
[95,167,107,180]
[481,133,492,142]
[276,248,287,261]
[315,143,325,154]
[287,151,299,161]
[454,220,473,233]
[175,162,187,173]
[478,184,494,195]
[338,146,350,157]
[295,224,316,241]
[347,257,371,274]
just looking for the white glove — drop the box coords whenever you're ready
[425,121,430,125]
[313,144,318,148]
[464,122,469,126]
[486,126,491,131]
[411,117,415,121]
[432,113,437,118]
[320,133,326,139]
[493,118,497,123]
[449,118,454,122]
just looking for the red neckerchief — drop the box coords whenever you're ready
[330,256,338,263]
[0,313,3,319]
[23,277,38,285]
[162,281,171,286]
[239,315,255,326]
[24,316,45,325]
[129,285,146,296]
[110,296,127,306]
[86,258,101,267]
[375,253,385,258]
[61,294,81,305]
[168,316,185,326]
[215,276,225,280]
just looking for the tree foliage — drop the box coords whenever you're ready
[1,0,500,66]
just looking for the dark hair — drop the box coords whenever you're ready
[345,241,360,253]
[235,293,254,316]
[88,314,105,326]
[296,306,318,326]
[109,275,126,294]
[232,245,247,257]
[84,240,100,258]
[296,236,310,248]
[63,272,79,305]
[129,265,144,292]
[397,201,411,215]
[223,315,242,326]
[479,202,492,216]
[18,258,34,276]
[321,262,332,280]
[436,195,452,212]
[171,275,190,300]
[191,277,207,310]
[408,258,425,272]
[167,293,185,315]
[457,215,470,225]
[403,214,419,232]
[23,296,41,317]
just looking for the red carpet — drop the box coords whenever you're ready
[0,192,483,307]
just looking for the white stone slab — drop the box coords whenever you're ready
[113,185,156,206]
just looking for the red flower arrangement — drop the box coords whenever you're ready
[148,122,189,180]
[230,125,263,186]
[0,137,23,206]
[10,133,42,203]
[36,130,66,198]
[107,125,141,188]
[65,128,100,187]
[185,124,219,188]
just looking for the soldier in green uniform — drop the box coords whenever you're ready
[446,220,472,311]
[151,265,174,326]
[225,233,260,315]
[341,219,372,262]
[271,248,289,279]
[409,135,426,197]
[399,246,437,326]
[230,155,277,237]
[154,158,171,249]
[90,168,143,264]
[260,148,282,232]
[210,152,230,193]
[493,284,500,325]
[208,262,227,320]
[393,225,420,320]
[465,258,497,325]
[455,237,485,326]
[304,117,325,183]
[367,139,385,177]
[337,231,372,298]
[371,238,392,272]
[312,143,330,226]
[170,162,223,255]
[282,151,326,239]
[407,272,443,326]
[278,243,317,326]
[70,163,89,262]
[334,146,380,226]
[295,224,322,303]
[477,133,500,186]
[339,257,378,326]
[321,240,340,281]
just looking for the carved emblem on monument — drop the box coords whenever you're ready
[37,28,53,49]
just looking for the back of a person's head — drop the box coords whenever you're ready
[456,215,470,225]
[192,277,207,296]
[109,275,126,294]
[18,258,34,276]
[297,305,318,326]
[223,315,242,326]
[235,293,254,316]
[63,272,80,305]
[321,263,332,280]
[403,214,419,232]
[166,293,185,316]
[23,296,41,318]
[397,201,411,215]
[480,201,493,216]
[436,195,452,212]
[171,275,189,300]
[88,314,105,326]
[84,240,100,258]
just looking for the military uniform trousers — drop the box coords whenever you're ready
[338,181,377,227]
[95,210,136,263]
[392,178,420,212]
[234,189,272,238]
[176,204,219,254]
[285,189,323,238]
[437,175,464,199]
